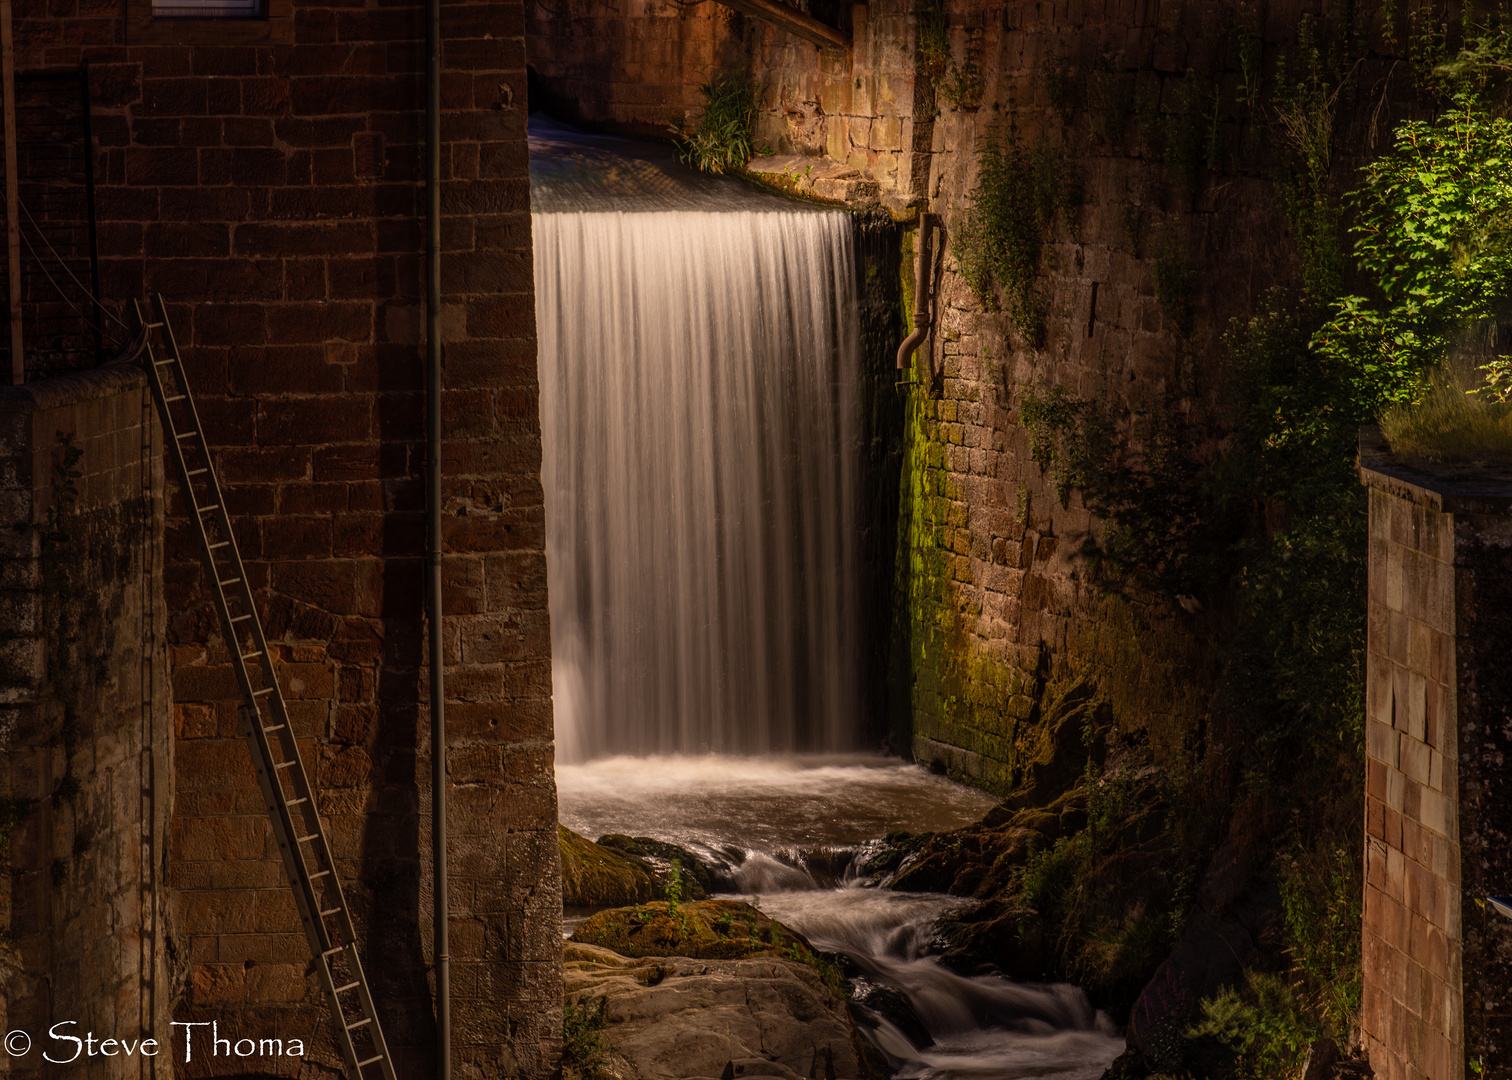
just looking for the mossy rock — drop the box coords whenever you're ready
[558,825,656,908]
[570,899,842,988]
[595,833,722,898]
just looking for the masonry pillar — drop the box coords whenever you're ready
[0,361,170,1080]
[1359,427,1512,1080]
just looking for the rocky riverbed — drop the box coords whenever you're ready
[556,755,1125,1080]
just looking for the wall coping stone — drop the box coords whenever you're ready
[0,331,149,415]
[1358,424,1512,514]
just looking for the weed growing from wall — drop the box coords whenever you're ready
[1274,16,1345,301]
[676,74,762,174]
[1229,3,1264,112]
[918,3,982,110]
[954,123,1078,344]
[1019,386,1205,598]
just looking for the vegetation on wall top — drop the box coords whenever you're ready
[675,73,763,175]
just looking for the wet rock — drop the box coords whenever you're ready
[560,825,658,908]
[888,786,1087,897]
[854,830,933,879]
[848,985,932,1049]
[1098,1046,1151,1079]
[564,941,881,1080]
[1300,1039,1340,1080]
[596,834,732,898]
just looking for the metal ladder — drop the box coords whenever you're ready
[133,295,398,1080]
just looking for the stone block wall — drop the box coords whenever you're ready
[526,1,931,204]
[19,1,561,1076]
[529,0,1415,790]
[1359,433,1512,1080]
[0,362,169,1080]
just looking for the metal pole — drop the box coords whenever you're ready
[424,0,449,1074]
[2,0,21,384]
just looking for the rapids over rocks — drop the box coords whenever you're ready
[558,757,1124,1080]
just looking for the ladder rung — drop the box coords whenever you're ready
[147,302,393,1075]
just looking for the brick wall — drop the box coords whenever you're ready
[1359,432,1512,1080]
[0,362,169,1080]
[19,0,560,1075]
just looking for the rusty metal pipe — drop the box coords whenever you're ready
[896,213,938,371]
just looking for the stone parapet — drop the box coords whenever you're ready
[1358,427,1512,1080]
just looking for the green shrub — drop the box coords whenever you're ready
[1315,26,1512,415]
[677,74,762,175]
[562,998,607,1078]
[1187,970,1318,1079]
[1278,843,1362,1044]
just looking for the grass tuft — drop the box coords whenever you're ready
[1380,364,1512,467]
[676,74,761,175]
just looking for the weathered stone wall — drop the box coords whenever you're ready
[1359,434,1512,1080]
[528,0,1407,792]
[526,1,930,205]
[0,362,170,1079]
[19,1,560,1076]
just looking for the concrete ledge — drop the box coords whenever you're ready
[1357,424,1512,515]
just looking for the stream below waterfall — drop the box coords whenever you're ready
[558,757,1125,1080]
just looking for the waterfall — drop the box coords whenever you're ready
[532,185,862,761]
